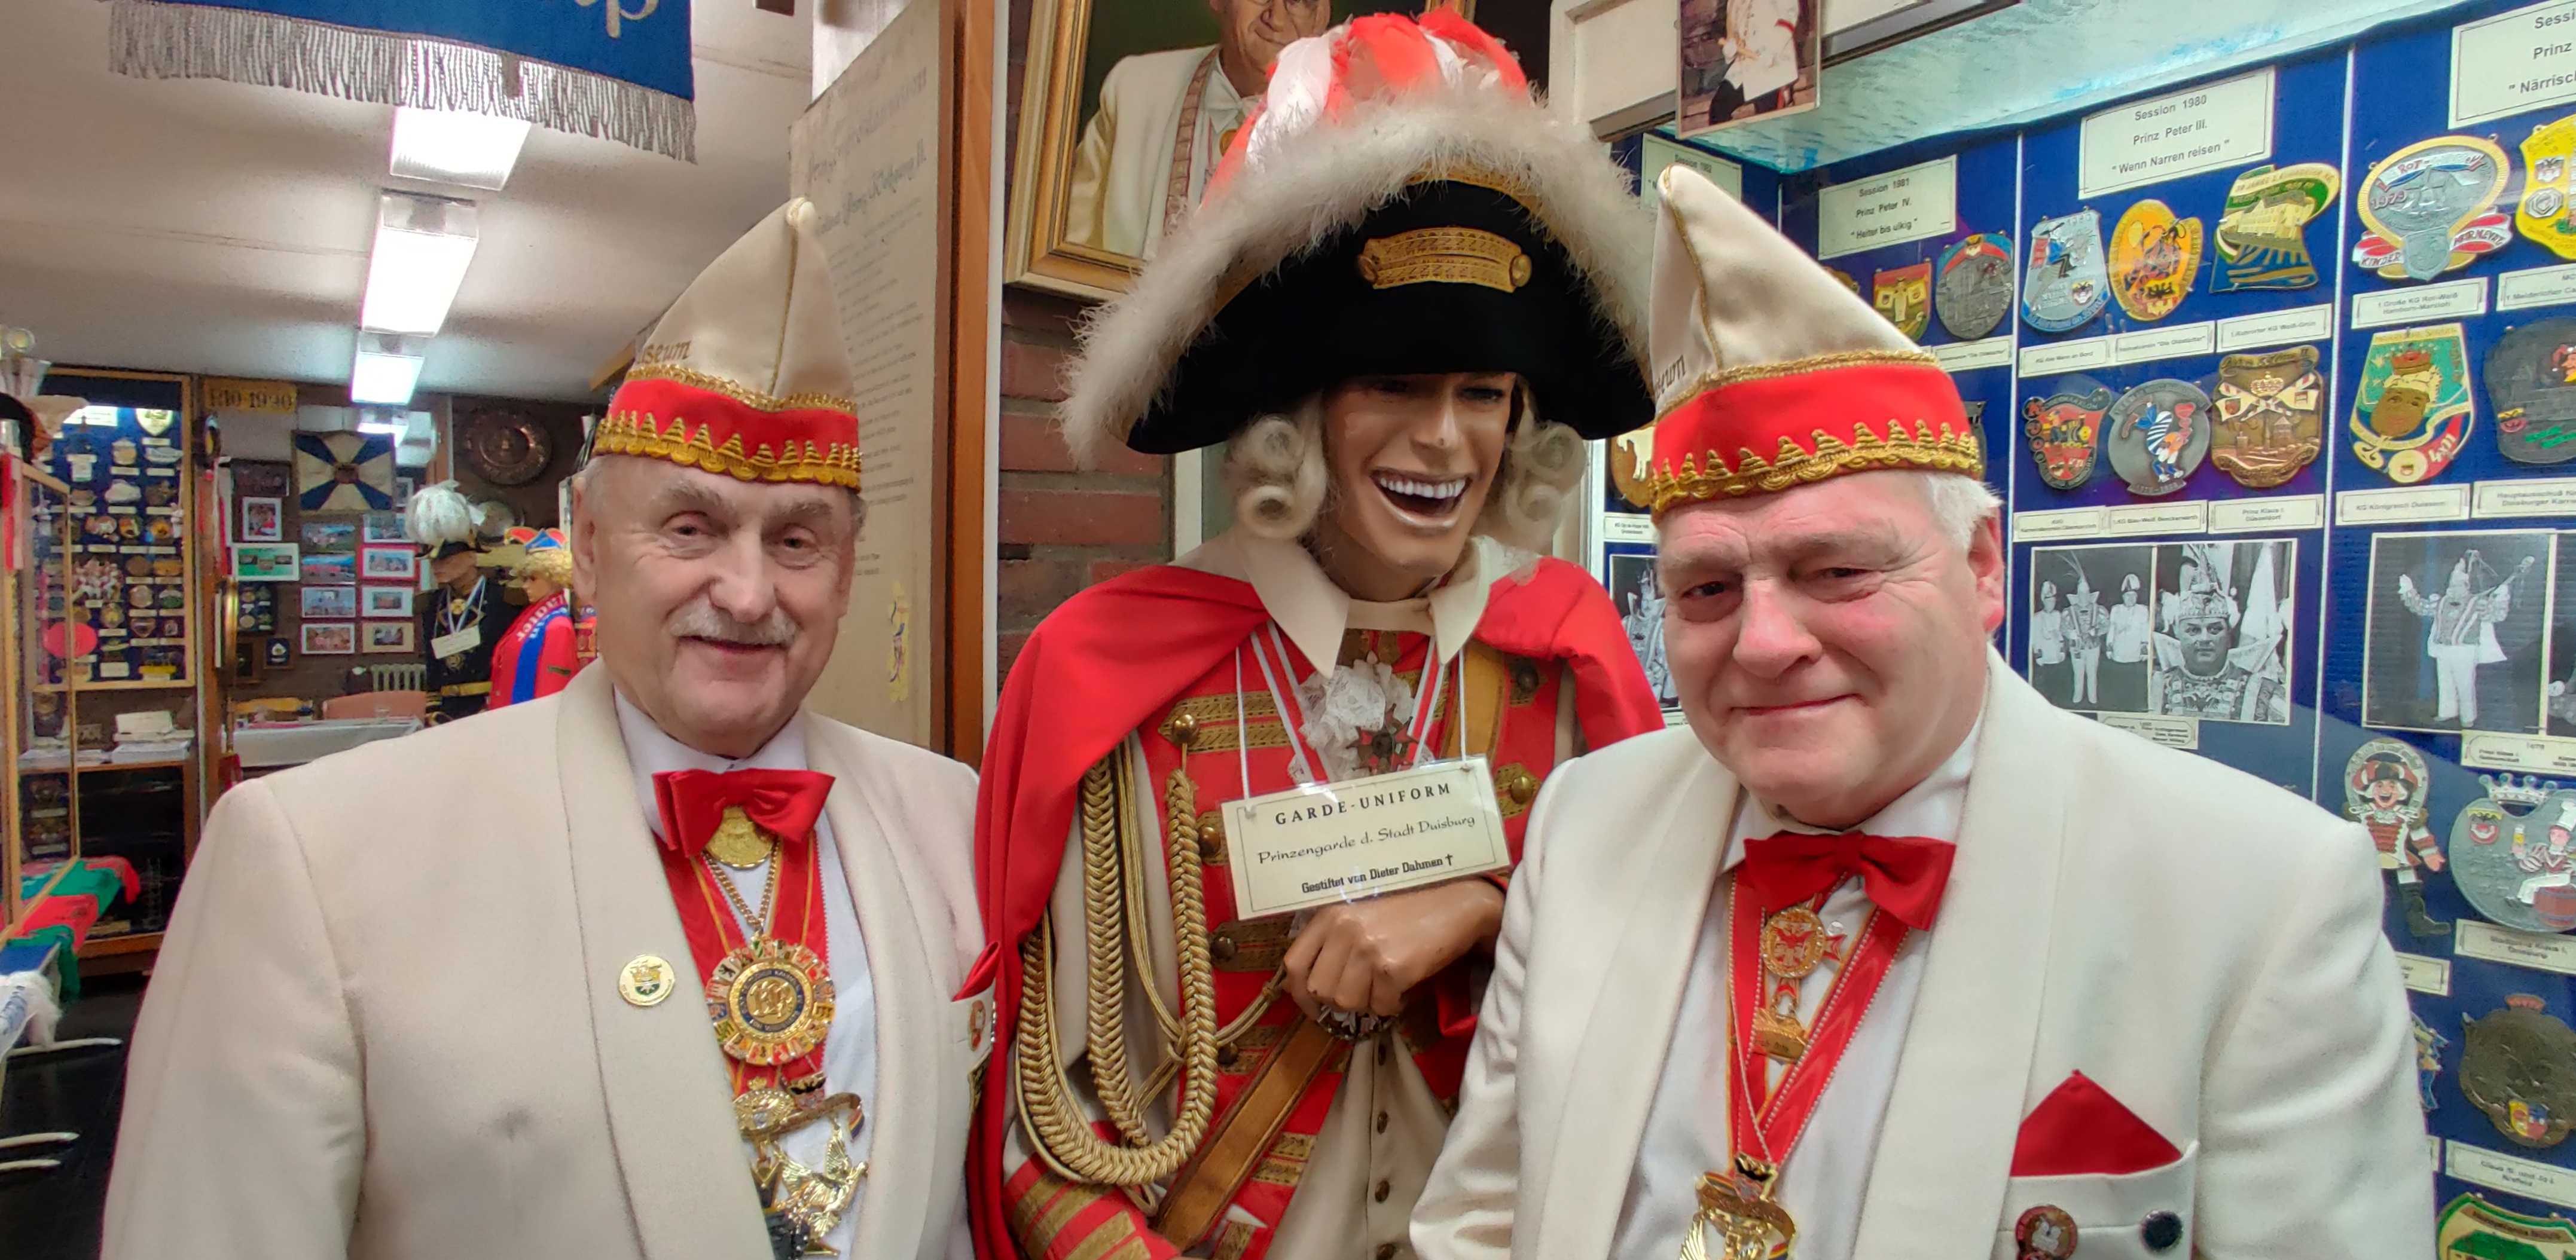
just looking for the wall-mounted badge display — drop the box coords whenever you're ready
[2486,318,2576,465]
[2022,378,2115,490]
[2351,324,2475,485]
[1934,233,2013,341]
[2107,199,2203,322]
[2451,775,2576,934]
[2023,210,2110,334]
[102,479,140,504]
[2348,739,2449,940]
[2209,346,2324,489]
[2460,995,2576,1149]
[2211,163,2341,292]
[1872,262,1931,341]
[2519,116,2576,260]
[2104,378,2211,496]
[2352,136,2511,282]
[2435,1194,2576,1259]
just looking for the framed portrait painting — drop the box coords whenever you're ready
[1006,0,1461,298]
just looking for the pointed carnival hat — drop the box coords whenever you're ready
[1641,164,1982,515]
[504,526,573,588]
[591,198,860,488]
[1061,11,1655,464]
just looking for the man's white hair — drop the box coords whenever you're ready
[1918,471,2001,552]
[1220,391,1586,554]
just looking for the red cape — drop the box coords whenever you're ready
[963,556,1660,1255]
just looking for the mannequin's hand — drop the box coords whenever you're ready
[1282,880,1506,1020]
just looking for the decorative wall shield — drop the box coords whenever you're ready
[2210,345,2324,489]
[2520,115,2576,261]
[2104,378,2212,496]
[2020,377,2115,490]
[2488,317,2576,466]
[291,431,396,513]
[2352,136,2512,281]
[1934,233,2013,341]
[2450,776,2576,935]
[2351,324,2476,485]
[2461,995,2576,1149]
[2434,1194,2576,1260]
[2212,163,2340,291]
[1872,261,1932,341]
[2023,210,2109,334]
[2107,199,2203,322]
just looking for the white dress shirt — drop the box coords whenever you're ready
[616,693,880,1256]
[1608,726,1976,1260]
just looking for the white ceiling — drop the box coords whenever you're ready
[0,1,812,402]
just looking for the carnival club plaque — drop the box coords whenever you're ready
[1222,757,1510,919]
[2487,317,2576,466]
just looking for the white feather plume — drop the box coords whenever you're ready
[404,479,480,549]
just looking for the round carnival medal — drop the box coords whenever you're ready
[2023,209,2110,334]
[2521,116,2576,260]
[2209,346,2325,489]
[1934,232,2015,341]
[619,954,677,1007]
[2486,318,2576,465]
[1757,906,1832,979]
[2450,776,2576,934]
[2107,199,2203,322]
[2350,323,2476,485]
[2212,162,2342,292]
[707,938,837,1066]
[2353,136,2512,281]
[703,805,775,870]
[2104,379,2212,497]
[2022,376,2116,491]
[2461,995,2576,1149]
[1873,262,1932,342]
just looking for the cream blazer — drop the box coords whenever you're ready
[1412,652,2434,1260]
[101,666,987,1260]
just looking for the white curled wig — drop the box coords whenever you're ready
[1224,387,1588,555]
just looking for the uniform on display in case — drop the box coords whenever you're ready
[2211,162,2340,291]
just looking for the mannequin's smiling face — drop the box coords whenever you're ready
[1310,372,1516,602]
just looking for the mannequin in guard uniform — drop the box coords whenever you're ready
[490,526,587,708]
[967,15,1663,1260]
[406,481,515,722]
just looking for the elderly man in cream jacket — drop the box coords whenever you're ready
[102,201,989,1260]
[1409,167,2432,1260]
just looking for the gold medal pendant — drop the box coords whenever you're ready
[1753,906,1831,1063]
[1681,1166,1796,1260]
[706,806,776,869]
[709,938,837,1066]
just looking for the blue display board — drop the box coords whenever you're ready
[1662,0,2576,1235]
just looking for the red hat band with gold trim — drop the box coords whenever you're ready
[594,199,862,490]
[1642,166,1982,516]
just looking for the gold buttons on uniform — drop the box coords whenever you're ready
[1211,931,1237,964]
[1503,766,1539,807]
[1167,711,1199,750]
[1217,1044,1241,1068]
[619,955,676,1007]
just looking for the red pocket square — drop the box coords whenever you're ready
[2010,1071,2183,1176]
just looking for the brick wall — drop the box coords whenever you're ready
[993,287,1169,682]
[996,0,1175,687]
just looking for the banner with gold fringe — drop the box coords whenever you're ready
[100,0,696,162]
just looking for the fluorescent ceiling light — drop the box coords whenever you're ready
[350,332,428,406]
[360,192,480,337]
[390,107,530,191]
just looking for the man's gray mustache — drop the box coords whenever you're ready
[666,601,798,646]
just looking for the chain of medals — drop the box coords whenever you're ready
[1682,879,1912,1260]
[437,576,486,667]
[670,813,865,1258]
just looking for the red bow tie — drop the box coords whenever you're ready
[651,768,834,858]
[1737,831,1955,931]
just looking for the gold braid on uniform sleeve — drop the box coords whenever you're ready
[1012,756,1222,1185]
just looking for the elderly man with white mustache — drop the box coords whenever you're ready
[104,201,989,1260]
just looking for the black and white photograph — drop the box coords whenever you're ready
[1606,551,1679,713]
[2550,533,2576,738]
[2148,539,2294,726]
[2364,530,2553,735]
[2026,544,2154,715]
